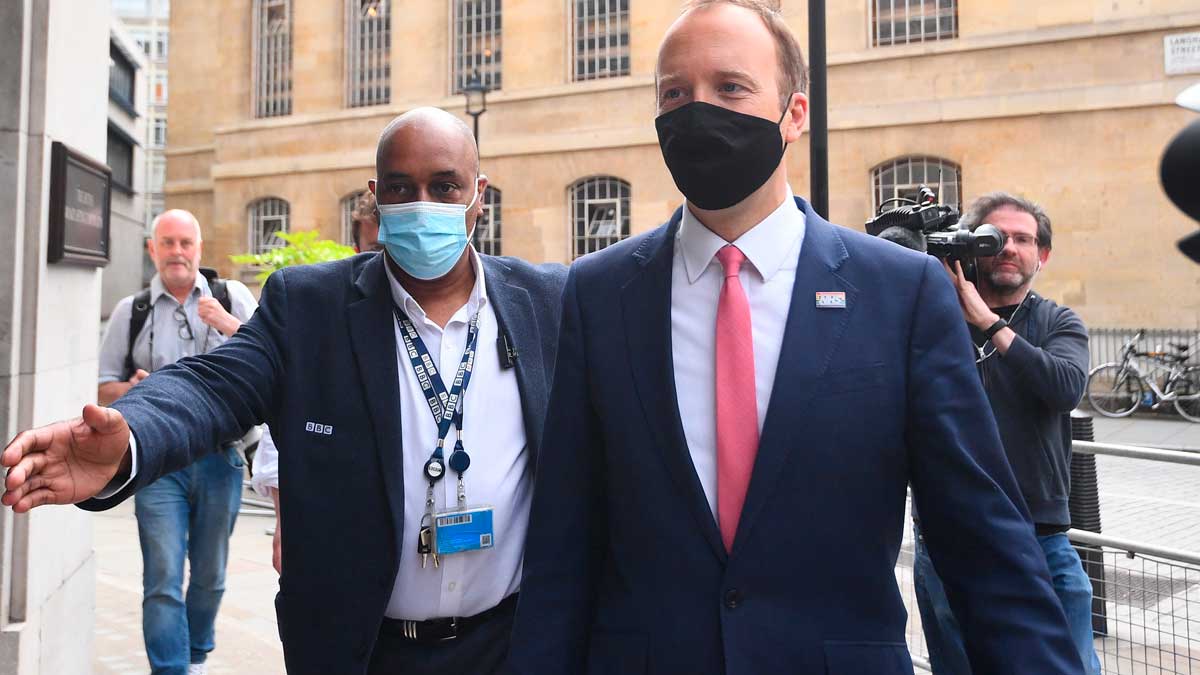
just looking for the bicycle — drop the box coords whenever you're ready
[1086,329,1200,422]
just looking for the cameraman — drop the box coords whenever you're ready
[915,192,1099,674]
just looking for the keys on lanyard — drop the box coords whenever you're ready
[394,308,480,570]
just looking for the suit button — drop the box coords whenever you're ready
[724,588,742,609]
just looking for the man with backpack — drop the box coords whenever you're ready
[96,209,258,675]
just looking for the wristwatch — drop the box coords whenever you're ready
[984,318,1009,340]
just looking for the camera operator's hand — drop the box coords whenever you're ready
[943,260,999,330]
[943,260,1017,354]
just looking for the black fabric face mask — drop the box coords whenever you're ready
[655,101,789,211]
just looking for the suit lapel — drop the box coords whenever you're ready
[482,256,548,463]
[621,216,728,564]
[733,202,859,552]
[347,254,407,546]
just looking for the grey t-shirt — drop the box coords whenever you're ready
[98,273,258,383]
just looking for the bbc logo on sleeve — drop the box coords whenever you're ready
[305,421,334,435]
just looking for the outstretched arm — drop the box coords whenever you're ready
[3,269,290,512]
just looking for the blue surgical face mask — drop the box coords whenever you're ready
[377,185,479,280]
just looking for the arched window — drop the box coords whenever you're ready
[570,176,630,259]
[248,197,290,254]
[871,156,961,213]
[871,0,957,47]
[572,0,630,81]
[345,0,391,107]
[451,0,502,93]
[473,186,502,256]
[252,0,293,117]
[340,191,367,247]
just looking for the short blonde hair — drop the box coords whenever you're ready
[681,0,809,107]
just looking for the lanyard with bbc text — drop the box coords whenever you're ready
[392,307,480,489]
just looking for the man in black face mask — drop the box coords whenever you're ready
[507,2,1084,674]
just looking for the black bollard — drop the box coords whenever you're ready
[1069,409,1108,636]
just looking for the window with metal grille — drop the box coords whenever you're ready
[346,0,391,107]
[109,43,137,110]
[340,191,365,247]
[871,156,961,213]
[473,186,502,256]
[248,197,290,254]
[870,0,957,47]
[252,0,293,118]
[107,128,135,193]
[572,0,630,81]
[570,177,629,259]
[152,116,167,147]
[451,0,502,94]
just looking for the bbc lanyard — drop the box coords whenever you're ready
[393,305,480,563]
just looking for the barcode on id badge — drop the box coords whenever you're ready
[439,514,473,527]
[480,534,493,547]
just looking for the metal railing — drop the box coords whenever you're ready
[1090,327,1198,372]
[900,439,1200,673]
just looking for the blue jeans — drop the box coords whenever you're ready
[913,526,1101,675]
[134,448,244,675]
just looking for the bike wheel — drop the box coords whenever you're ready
[1169,366,1200,423]
[1087,364,1143,417]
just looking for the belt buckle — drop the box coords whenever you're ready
[439,618,459,642]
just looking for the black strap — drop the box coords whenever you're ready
[124,288,153,381]
[200,267,232,314]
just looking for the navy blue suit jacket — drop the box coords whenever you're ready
[80,252,567,674]
[508,199,1083,675]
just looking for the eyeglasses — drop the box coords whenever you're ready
[1008,234,1040,248]
[172,305,194,340]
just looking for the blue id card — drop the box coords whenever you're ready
[434,506,495,556]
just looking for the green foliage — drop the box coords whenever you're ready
[230,230,356,282]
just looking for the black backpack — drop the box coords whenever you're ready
[123,267,230,380]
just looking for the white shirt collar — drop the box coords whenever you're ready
[149,272,208,304]
[678,189,806,285]
[384,248,489,323]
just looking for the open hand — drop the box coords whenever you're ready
[2,404,133,512]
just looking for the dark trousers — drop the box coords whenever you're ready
[367,601,516,675]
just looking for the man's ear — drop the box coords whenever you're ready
[1037,246,1051,271]
[783,92,809,144]
[368,178,377,196]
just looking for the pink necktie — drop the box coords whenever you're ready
[715,245,759,553]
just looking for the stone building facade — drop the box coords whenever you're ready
[166,0,1200,328]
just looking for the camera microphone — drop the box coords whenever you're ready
[878,225,927,253]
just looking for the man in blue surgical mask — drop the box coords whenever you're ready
[1,107,567,675]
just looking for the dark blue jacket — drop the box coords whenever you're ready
[973,293,1089,527]
[507,198,1083,675]
[80,252,567,675]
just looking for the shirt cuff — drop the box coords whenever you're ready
[93,434,139,500]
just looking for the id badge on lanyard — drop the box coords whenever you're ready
[394,308,495,568]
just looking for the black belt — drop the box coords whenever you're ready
[380,593,518,645]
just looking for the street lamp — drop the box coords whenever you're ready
[462,69,490,144]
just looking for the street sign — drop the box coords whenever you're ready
[1165,32,1200,76]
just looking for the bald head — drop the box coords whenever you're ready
[369,107,489,257]
[375,107,479,177]
[152,209,202,241]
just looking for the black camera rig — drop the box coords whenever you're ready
[865,186,1007,261]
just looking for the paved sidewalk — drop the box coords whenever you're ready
[93,498,284,674]
[1091,414,1200,451]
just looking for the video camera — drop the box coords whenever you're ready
[864,186,1007,262]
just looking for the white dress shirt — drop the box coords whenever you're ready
[671,192,806,522]
[383,251,529,620]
